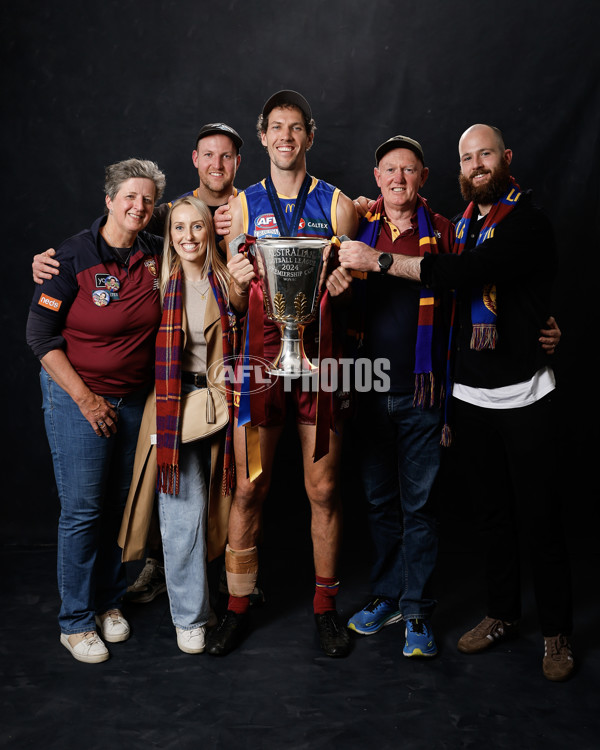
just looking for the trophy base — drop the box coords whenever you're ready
[267,326,318,378]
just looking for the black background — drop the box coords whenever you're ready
[3,0,599,545]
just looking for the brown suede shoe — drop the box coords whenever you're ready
[543,635,574,681]
[457,616,518,654]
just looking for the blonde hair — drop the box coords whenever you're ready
[159,196,230,304]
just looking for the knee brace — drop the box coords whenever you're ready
[225,544,258,597]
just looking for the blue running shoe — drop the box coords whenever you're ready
[347,597,403,635]
[403,618,437,657]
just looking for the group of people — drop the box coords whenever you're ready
[28,89,574,682]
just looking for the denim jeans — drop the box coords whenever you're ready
[357,391,441,619]
[41,369,147,635]
[158,383,212,630]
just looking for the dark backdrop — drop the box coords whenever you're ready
[3,0,598,545]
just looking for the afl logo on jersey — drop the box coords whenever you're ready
[255,214,278,231]
[254,214,306,237]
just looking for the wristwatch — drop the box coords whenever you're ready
[377,252,393,273]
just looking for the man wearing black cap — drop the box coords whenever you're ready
[337,135,454,658]
[206,90,358,658]
[341,124,573,682]
[146,121,243,235]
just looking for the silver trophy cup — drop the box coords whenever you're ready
[253,236,331,376]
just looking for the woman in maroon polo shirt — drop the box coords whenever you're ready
[27,158,166,664]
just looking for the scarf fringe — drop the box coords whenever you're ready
[470,324,498,351]
[222,464,235,497]
[413,372,436,408]
[440,423,452,447]
[158,463,179,496]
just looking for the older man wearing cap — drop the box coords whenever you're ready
[207,89,358,658]
[338,135,455,658]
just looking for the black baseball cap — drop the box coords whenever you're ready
[261,90,312,122]
[375,135,425,165]
[195,123,243,151]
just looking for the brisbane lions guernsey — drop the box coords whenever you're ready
[28,216,163,396]
[239,176,339,353]
[240,177,339,239]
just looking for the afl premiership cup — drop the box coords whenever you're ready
[253,236,332,376]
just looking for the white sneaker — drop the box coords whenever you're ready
[95,609,131,643]
[176,626,206,654]
[60,631,109,663]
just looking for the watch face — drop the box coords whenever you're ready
[378,253,393,272]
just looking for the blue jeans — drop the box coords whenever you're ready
[158,383,212,630]
[41,369,147,635]
[357,392,441,619]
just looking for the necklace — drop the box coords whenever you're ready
[186,278,211,300]
[102,225,133,265]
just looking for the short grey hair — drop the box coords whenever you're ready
[104,158,166,202]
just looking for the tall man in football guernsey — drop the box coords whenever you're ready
[206,90,358,658]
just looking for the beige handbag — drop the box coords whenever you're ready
[180,386,229,443]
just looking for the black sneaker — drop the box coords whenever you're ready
[206,611,249,656]
[315,611,351,658]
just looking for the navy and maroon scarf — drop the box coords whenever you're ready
[155,268,236,496]
[438,177,522,446]
[454,177,522,349]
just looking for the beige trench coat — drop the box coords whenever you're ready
[118,287,232,563]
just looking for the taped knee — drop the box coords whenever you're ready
[225,544,258,597]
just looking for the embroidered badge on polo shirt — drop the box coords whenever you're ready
[145,259,158,277]
[144,259,159,289]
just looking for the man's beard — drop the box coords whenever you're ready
[459,158,512,205]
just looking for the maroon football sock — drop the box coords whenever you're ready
[228,595,250,615]
[313,575,340,614]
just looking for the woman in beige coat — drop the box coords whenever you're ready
[119,196,234,654]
